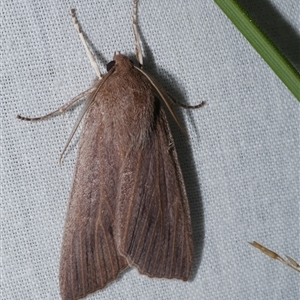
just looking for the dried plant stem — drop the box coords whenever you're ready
[249,241,300,273]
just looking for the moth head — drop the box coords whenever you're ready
[109,52,134,71]
[106,60,115,71]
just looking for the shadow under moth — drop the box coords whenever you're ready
[17,1,204,299]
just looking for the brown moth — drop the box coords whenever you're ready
[17,1,204,299]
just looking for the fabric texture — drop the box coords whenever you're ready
[2,0,299,299]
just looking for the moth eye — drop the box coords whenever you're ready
[106,60,115,71]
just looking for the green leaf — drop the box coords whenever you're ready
[214,0,300,102]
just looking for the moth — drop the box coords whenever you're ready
[17,1,204,299]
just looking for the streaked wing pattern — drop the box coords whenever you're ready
[59,95,128,300]
[116,104,193,280]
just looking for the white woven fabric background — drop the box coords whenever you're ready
[2,0,299,299]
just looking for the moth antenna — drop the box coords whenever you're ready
[59,96,94,165]
[132,0,143,67]
[134,66,188,138]
[17,87,95,121]
[71,9,102,79]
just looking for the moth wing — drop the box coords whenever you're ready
[59,99,128,300]
[116,104,193,280]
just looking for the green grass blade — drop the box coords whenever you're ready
[214,0,300,102]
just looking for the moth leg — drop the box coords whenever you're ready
[132,0,143,67]
[167,92,205,109]
[17,87,95,121]
[71,9,102,79]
